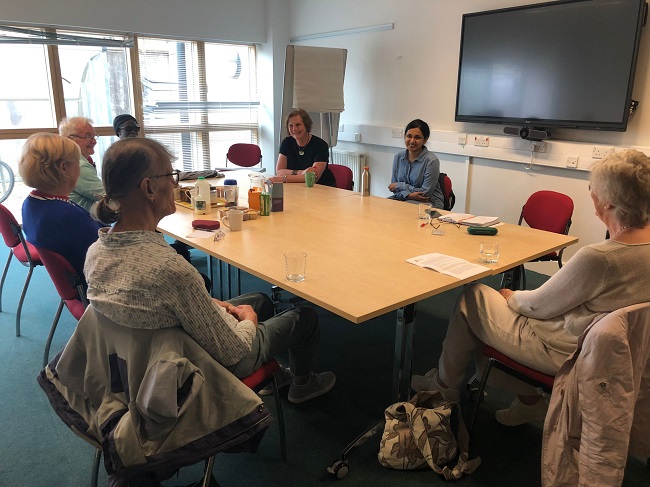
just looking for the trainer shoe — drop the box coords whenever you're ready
[495,396,549,426]
[410,368,460,402]
[287,371,336,404]
[258,365,294,396]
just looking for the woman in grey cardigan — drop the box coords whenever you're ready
[412,149,650,426]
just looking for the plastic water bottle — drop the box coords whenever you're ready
[361,166,371,196]
[193,176,211,215]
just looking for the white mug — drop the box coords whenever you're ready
[222,209,244,231]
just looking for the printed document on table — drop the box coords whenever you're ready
[407,253,489,280]
[439,213,500,227]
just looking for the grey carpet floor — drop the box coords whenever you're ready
[0,246,647,486]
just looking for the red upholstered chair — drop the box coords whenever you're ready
[37,247,88,367]
[438,173,456,211]
[241,358,287,461]
[501,190,574,290]
[0,203,43,337]
[470,345,554,432]
[328,164,354,191]
[226,143,262,168]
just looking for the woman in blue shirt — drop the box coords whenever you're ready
[19,133,104,278]
[388,119,444,209]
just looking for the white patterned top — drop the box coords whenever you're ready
[85,228,256,366]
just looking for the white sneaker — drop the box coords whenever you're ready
[258,365,294,396]
[495,396,549,426]
[410,368,460,402]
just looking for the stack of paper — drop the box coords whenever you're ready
[439,213,500,227]
[406,253,489,280]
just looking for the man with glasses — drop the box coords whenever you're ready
[113,114,141,140]
[59,116,105,212]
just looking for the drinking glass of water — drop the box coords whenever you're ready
[479,241,499,264]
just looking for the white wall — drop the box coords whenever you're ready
[1,0,267,43]
[287,0,650,274]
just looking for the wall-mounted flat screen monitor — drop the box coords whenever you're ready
[455,0,647,131]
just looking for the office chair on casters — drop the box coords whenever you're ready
[328,164,354,191]
[225,143,263,169]
[0,203,43,337]
[470,304,650,485]
[39,305,271,487]
[36,247,88,367]
[501,190,573,290]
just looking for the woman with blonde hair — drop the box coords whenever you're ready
[19,132,104,277]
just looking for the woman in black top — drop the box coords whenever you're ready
[269,108,336,187]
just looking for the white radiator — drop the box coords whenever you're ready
[330,150,365,191]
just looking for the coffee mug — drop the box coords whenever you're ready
[305,171,316,187]
[222,209,244,231]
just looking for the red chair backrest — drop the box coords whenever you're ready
[37,246,87,304]
[226,143,262,167]
[0,203,21,248]
[521,190,574,235]
[328,164,354,191]
[439,173,456,211]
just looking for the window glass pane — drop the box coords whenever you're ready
[58,43,131,126]
[0,139,26,176]
[139,39,259,171]
[147,132,204,172]
[0,44,56,129]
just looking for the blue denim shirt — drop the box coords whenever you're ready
[389,147,444,208]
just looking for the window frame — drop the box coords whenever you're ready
[0,25,260,172]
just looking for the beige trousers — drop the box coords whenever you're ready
[438,283,569,396]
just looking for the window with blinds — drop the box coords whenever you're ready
[0,25,260,175]
[137,38,259,171]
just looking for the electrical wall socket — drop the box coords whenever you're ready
[458,133,467,145]
[530,142,546,152]
[592,145,614,159]
[338,124,344,132]
[566,156,579,168]
[354,133,361,142]
[391,128,403,138]
[474,135,489,147]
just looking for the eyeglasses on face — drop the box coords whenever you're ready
[69,133,99,141]
[119,125,140,134]
[148,169,180,186]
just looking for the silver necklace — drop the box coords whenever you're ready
[611,225,632,239]
[297,135,311,156]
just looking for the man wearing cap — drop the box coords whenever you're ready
[59,116,105,212]
[113,114,141,139]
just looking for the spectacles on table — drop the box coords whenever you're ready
[148,169,180,185]
[69,133,99,141]
[119,125,140,134]
[420,219,460,229]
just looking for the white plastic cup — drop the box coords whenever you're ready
[284,252,307,282]
[479,241,500,264]
[418,203,432,220]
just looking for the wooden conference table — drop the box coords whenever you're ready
[158,172,578,402]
